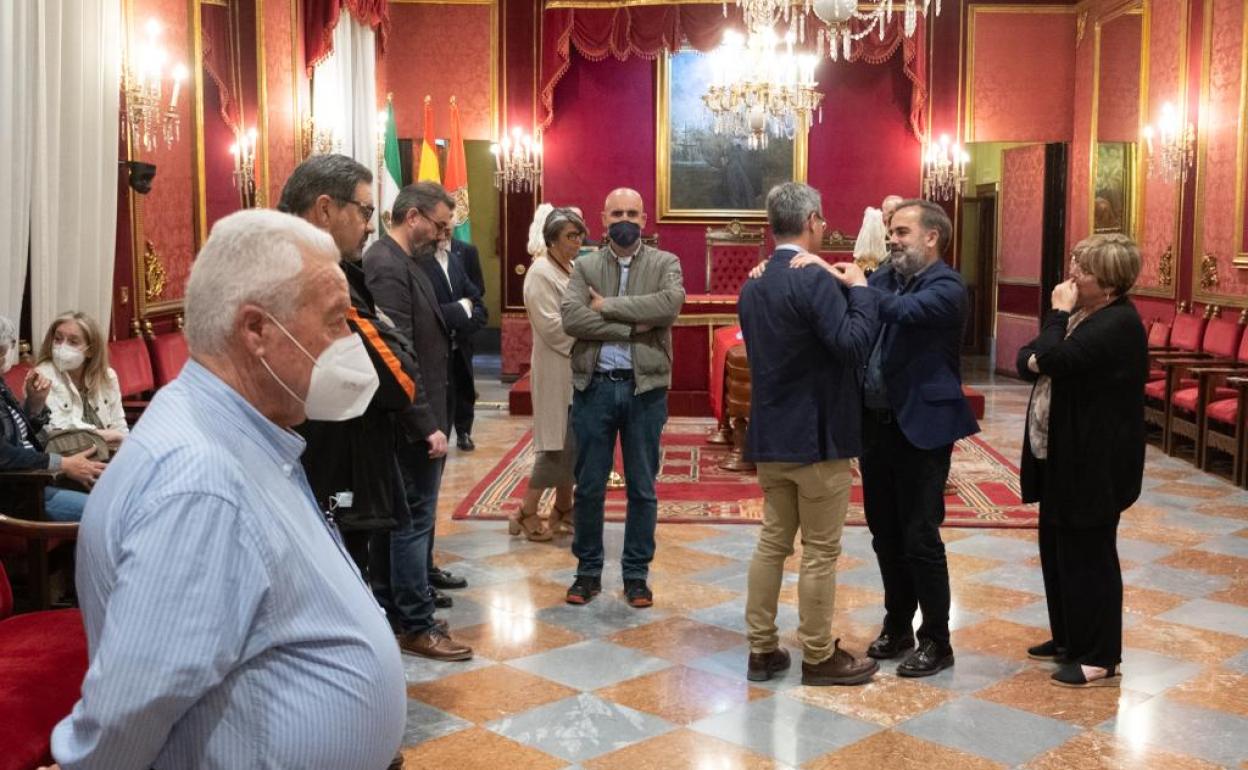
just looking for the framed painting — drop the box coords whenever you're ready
[1092,141,1136,236]
[656,47,808,222]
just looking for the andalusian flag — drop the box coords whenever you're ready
[417,95,440,182]
[445,96,471,242]
[378,95,401,232]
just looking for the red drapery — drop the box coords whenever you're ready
[305,0,391,74]
[201,3,241,134]
[540,4,926,140]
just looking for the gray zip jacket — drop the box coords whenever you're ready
[560,242,685,394]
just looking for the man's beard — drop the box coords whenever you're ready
[890,244,926,277]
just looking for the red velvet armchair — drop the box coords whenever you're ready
[108,336,156,423]
[1166,310,1248,459]
[148,330,189,388]
[1203,376,1248,486]
[0,549,88,770]
[1143,304,1214,446]
[705,221,766,295]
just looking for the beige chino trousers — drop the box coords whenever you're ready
[744,459,851,665]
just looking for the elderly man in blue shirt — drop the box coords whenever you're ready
[48,210,406,769]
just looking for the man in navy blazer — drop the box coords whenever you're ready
[737,182,881,687]
[857,199,979,677]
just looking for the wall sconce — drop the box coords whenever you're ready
[489,127,542,192]
[1142,102,1194,184]
[123,19,187,153]
[299,114,340,160]
[230,127,258,209]
[922,133,968,201]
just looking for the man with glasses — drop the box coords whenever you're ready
[363,182,473,661]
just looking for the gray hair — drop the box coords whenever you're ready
[276,154,373,215]
[185,209,339,356]
[543,207,588,248]
[393,181,455,225]
[766,182,822,238]
[0,315,16,351]
[894,198,953,255]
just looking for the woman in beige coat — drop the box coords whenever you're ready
[513,207,587,541]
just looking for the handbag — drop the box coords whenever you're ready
[43,428,111,462]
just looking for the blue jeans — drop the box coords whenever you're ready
[385,440,444,634]
[571,377,668,580]
[44,487,88,522]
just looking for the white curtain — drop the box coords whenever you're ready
[0,2,35,325]
[311,10,377,169]
[29,0,122,338]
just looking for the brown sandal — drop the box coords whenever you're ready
[509,509,552,541]
[547,504,575,535]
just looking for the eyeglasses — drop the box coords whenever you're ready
[419,209,453,234]
[337,198,376,221]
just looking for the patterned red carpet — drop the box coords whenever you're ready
[453,418,1038,528]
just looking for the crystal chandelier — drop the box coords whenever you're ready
[489,127,543,192]
[921,134,968,201]
[1142,102,1194,184]
[230,128,259,209]
[123,19,187,153]
[722,0,941,62]
[703,28,823,149]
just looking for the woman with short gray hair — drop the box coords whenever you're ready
[1016,233,1147,688]
[514,206,588,540]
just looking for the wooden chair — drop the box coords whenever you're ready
[0,473,77,611]
[1144,303,1212,445]
[1163,308,1248,456]
[720,345,754,472]
[705,220,766,295]
[1199,373,1248,486]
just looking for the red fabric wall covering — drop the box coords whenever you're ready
[998,144,1046,281]
[996,283,1040,317]
[263,0,301,207]
[995,313,1038,377]
[969,11,1076,143]
[542,51,921,293]
[387,4,494,141]
[1096,14,1142,143]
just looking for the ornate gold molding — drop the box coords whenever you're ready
[1199,252,1219,290]
[143,240,168,302]
[1076,11,1088,45]
[1157,245,1174,286]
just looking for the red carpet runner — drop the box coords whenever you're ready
[453,418,1038,528]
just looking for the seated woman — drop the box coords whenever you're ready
[34,311,128,452]
[0,315,105,522]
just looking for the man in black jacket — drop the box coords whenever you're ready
[363,182,472,662]
[422,238,487,453]
[278,154,424,595]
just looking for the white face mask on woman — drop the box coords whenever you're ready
[52,344,86,372]
[260,313,379,422]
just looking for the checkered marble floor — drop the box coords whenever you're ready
[405,368,1248,769]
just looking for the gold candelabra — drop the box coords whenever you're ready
[1142,102,1195,184]
[922,134,969,201]
[123,19,187,153]
[489,127,543,192]
[230,128,258,208]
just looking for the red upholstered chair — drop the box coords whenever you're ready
[0,555,87,770]
[815,229,858,266]
[108,336,155,423]
[1166,309,1248,456]
[148,330,189,387]
[3,361,30,400]
[705,220,766,295]
[1144,303,1211,443]
[1146,320,1172,381]
[1202,376,1248,486]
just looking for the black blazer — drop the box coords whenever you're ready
[418,240,488,368]
[737,248,880,463]
[454,239,485,302]
[868,261,980,449]
[1,378,53,471]
[363,234,452,441]
[1016,298,1148,528]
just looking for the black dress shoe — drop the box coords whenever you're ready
[747,648,791,682]
[457,434,476,451]
[430,567,468,590]
[431,588,453,609]
[1027,639,1068,662]
[897,639,954,678]
[867,631,916,660]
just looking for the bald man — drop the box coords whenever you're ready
[560,188,685,608]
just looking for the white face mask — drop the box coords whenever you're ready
[52,344,86,372]
[260,314,379,422]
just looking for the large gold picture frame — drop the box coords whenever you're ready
[656,47,808,222]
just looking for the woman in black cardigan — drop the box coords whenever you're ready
[1016,233,1147,688]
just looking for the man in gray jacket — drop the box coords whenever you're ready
[560,188,685,608]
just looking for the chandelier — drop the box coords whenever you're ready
[489,127,543,192]
[123,19,187,153]
[703,28,823,149]
[1142,102,1194,184]
[230,128,259,209]
[722,0,940,62]
[921,134,967,201]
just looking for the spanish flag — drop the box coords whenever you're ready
[417,95,440,183]
[444,96,471,242]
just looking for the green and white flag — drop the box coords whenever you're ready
[378,96,401,232]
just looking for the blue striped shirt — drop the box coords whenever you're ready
[596,257,633,371]
[52,360,406,769]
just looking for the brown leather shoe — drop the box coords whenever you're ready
[747,648,791,682]
[397,628,473,661]
[801,639,879,686]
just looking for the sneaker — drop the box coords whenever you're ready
[623,579,653,608]
[566,575,602,605]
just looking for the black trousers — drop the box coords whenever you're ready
[452,349,476,438]
[1038,501,1123,668]
[860,410,953,644]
